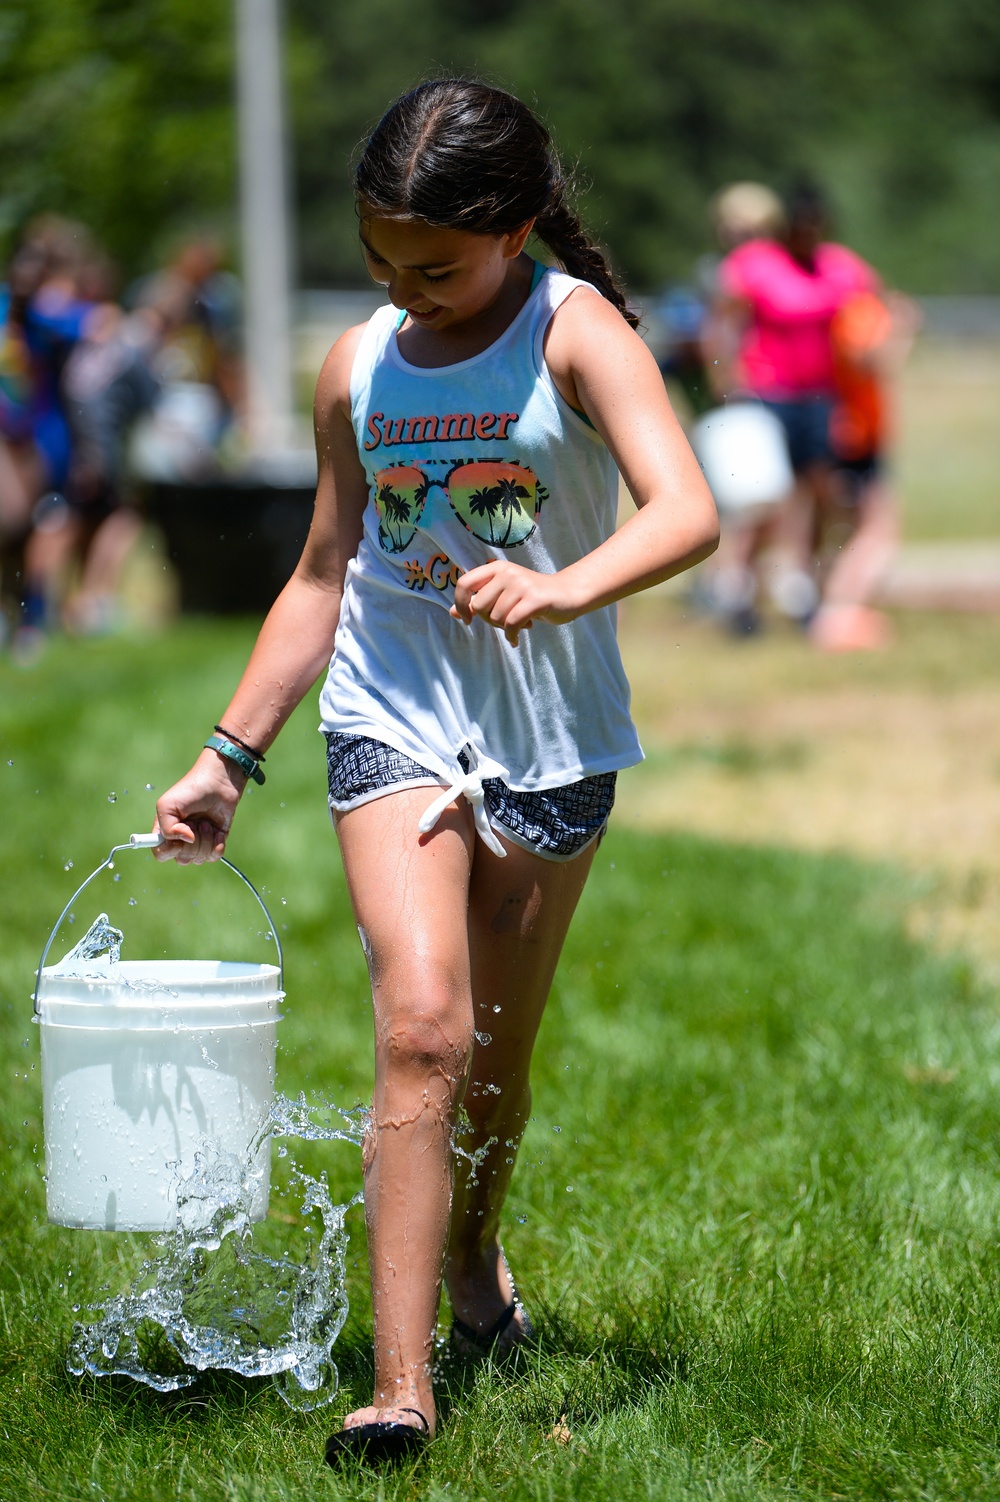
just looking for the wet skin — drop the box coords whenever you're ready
[151,216,718,1439]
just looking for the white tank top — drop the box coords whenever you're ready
[318,265,643,832]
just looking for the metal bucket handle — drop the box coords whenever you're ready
[33,832,284,1015]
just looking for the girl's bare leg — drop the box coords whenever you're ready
[334,788,477,1436]
[445,835,596,1339]
[22,509,85,626]
[68,506,144,630]
[766,463,833,621]
[0,439,42,539]
[809,476,900,650]
[819,475,899,609]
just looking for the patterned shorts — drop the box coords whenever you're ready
[325,731,616,861]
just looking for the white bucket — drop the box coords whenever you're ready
[34,837,284,1233]
[690,401,794,517]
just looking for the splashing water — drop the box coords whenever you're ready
[50,915,181,996]
[56,913,124,968]
[451,1106,496,1186]
[65,1096,366,1409]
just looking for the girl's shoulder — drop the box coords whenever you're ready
[315,320,371,422]
[541,270,647,412]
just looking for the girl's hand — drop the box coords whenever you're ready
[450,561,577,646]
[153,749,247,864]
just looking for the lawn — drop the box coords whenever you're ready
[3,623,1000,1501]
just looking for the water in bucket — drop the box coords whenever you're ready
[35,835,283,1232]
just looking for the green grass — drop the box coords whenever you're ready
[3,624,1000,1500]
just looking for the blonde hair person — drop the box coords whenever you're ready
[710,182,786,253]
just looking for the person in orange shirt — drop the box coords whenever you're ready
[809,289,920,650]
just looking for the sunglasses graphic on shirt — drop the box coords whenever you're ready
[373,460,548,555]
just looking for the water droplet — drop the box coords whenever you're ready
[113,873,121,882]
[517,1215,527,1224]
[492,1005,502,1014]
[474,1031,492,1046]
[552,1125,562,1133]
[145,783,155,791]
[63,861,74,871]
[108,793,118,804]
[566,1185,574,1193]
[6,759,12,767]
[128,898,137,907]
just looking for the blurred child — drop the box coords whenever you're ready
[697,182,790,633]
[16,226,157,646]
[712,184,879,630]
[808,289,920,650]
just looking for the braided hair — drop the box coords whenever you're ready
[354,80,638,330]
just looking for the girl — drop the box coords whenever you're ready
[153,80,718,1464]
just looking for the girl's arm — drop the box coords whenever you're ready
[153,327,370,863]
[451,289,719,644]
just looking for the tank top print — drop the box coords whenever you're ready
[318,265,643,812]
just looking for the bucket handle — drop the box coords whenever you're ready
[33,833,284,1016]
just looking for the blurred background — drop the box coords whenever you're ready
[0,0,997,966]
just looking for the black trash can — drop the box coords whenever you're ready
[144,477,315,613]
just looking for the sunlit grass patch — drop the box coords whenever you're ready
[2,624,1000,1500]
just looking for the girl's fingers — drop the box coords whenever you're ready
[154,806,228,865]
[452,562,550,639]
[152,814,195,862]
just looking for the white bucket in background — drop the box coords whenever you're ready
[38,959,282,1232]
[690,401,794,517]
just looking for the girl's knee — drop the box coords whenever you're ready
[375,986,474,1081]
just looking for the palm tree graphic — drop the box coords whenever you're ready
[377,483,413,552]
[467,485,503,544]
[495,475,532,545]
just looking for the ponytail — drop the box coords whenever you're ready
[534,184,639,330]
[356,80,638,329]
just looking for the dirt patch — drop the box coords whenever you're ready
[615,601,1000,981]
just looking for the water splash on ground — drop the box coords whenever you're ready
[66,1096,366,1409]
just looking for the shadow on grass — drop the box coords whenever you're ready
[435,1294,689,1433]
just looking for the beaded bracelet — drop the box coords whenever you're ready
[214,724,266,762]
[204,733,266,785]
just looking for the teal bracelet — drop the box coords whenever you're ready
[205,733,266,785]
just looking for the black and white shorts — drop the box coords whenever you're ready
[325,731,616,862]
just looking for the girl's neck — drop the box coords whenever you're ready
[395,254,536,369]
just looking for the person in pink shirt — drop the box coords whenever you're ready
[714,187,879,624]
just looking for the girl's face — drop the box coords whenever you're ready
[359,214,532,333]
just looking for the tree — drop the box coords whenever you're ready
[1,0,999,292]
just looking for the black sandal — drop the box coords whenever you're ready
[449,1300,534,1357]
[324,1407,430,1466]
